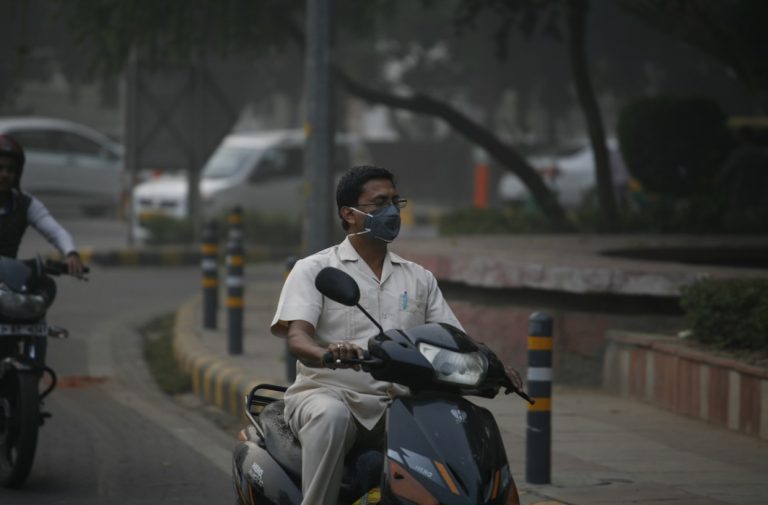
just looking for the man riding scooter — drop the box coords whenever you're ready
[271,165,523,505]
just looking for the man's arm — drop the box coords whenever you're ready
[27,197,84,276]
[422,269,523,391]
[286,319,365,369]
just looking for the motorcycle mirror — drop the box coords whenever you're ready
[315,267,360,306]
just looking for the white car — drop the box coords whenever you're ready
[0,116,124,216]
[499,139,630,208]
[132,129,373,238]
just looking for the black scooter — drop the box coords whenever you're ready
[0,255,87,488]
[233,266,531,504]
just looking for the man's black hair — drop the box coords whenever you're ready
[336,165,396,230]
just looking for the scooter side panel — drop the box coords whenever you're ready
[384,395,511,504]
[233,440,302,505]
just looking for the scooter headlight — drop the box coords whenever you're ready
[418,343,487,386]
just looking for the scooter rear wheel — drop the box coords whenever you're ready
[0,370,40,488]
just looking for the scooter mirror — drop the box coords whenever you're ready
[315,267,360,306]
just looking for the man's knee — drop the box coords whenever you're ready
[303,398,355,441]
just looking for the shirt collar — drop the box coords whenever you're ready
[339,236,406,264]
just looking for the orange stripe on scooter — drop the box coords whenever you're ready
[434,461,460,495]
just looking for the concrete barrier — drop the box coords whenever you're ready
[603,330,768,440]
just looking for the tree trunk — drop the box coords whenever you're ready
[566,0,620,231]
[335,67,574,231]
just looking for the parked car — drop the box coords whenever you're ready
[132,129,373,238]
[0,116,125,216]
[498,138,630,208]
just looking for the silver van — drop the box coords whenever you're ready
[132,129,373,236]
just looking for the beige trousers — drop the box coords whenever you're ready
[287,389,383,505]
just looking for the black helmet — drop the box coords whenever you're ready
[0,134,25,189]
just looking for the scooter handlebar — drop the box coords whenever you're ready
[322,351,383,370]
[501,377,535,405]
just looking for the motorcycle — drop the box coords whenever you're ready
[233,266,532,504]
[0,255,88,488]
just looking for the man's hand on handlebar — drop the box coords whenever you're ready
[325,341,366,371]
[65,252,84,278]
[503,364,535,404]
[504,364,524,392]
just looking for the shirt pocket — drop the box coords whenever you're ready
[397,282,428,330]
[317,299,353,342]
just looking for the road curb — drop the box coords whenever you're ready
[69,245,298,268]
[172,294,284,421]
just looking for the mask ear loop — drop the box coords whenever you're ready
[347,207,372,237]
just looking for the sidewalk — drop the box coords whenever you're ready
[173,260,768,505]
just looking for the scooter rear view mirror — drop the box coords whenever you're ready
[315,267,383,335]
[315,267,360,306]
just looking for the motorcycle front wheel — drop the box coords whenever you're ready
[0,369,40,488]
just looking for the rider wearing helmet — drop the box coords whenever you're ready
[0,134,83,276]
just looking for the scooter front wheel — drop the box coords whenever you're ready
[0,370,40,488]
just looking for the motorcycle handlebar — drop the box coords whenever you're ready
[44,259,90,278]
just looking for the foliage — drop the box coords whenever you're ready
[240,212,301,248]
[142,212,301,247]
[680,279,768,351]
[617,96,734,196]
[438,206,553,235]
[471,183,768,234]
[141,314,191,395]
[55,0,388,74]
[142,215,196,245]
[619,0,768,113]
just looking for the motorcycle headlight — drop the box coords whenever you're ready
[418,342,487,386]
[0,286,47,319]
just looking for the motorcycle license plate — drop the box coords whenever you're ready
[0,324,49,337]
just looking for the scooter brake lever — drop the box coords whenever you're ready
[504,386,535,405]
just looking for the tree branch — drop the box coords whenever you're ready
[334,65,573,230]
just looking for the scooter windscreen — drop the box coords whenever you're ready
[0,257,33,293]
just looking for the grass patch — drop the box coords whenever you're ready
[140,314,192,395]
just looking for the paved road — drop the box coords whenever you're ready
[1,220,237,504]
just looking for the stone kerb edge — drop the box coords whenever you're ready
[172,295,273,422]
[395,249,701,296]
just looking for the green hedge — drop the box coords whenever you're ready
[143,215,196,245]
[438,207,553,235]
[680,278,768,351]
[142,211,301,247]
[617,96,734,196]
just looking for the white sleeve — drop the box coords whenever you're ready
[27,197,77,256]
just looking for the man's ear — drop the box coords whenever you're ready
[340,206,356,228]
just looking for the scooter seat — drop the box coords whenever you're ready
[259,400,384,502]
[260,400,303,480]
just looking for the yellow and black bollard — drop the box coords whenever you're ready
[228,205,244,243]
[526,312,553,484]
[226,207,245,355]
[201,220,219,329]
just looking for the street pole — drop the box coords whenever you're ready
[303,0,335,256]
[125,48,139,248]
